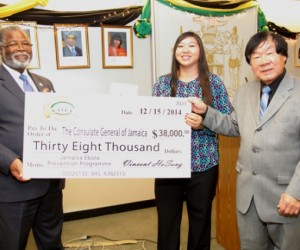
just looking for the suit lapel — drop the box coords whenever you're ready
[259,73,293,125]
[28,72,42,92]
[0,65,24,103]
[28,71,53,93]
[249,80,261,126]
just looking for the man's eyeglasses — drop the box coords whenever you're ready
[1,41,33,49]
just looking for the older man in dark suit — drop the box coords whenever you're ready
[0,26,64,250]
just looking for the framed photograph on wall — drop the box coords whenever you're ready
[0,21,40,69]
[295,34,300,67]
[54,24,90,69]
[101,25,133,68]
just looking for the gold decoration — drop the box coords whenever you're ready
[0,0,48,18]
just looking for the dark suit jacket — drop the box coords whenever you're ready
[0,64,63,202]
[62,46,83,57]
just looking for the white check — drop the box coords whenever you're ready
[23,93,191,178]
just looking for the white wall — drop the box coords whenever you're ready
[258,0,300,32]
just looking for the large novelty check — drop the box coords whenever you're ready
[23,93,191,178]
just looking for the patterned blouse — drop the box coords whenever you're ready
[152,73,233,172]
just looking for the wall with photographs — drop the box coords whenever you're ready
[30,24,152,95]
[0,0,153,214]
[27,22,154,213]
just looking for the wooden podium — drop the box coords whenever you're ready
[216,135,240,250]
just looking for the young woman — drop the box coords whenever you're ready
[152,31,232,250]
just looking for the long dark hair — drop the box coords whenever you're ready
[170,31,212,105]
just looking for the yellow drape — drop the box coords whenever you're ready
[0,0,48,18]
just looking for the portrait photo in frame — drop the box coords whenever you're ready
[54,24,90,69]
[295,34,300,67]
[0,21,40,69]
[101,25,133,68]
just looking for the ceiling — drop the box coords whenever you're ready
[258,0,300,32]
[0,0,299,32]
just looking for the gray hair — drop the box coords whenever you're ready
[0,26,29,46]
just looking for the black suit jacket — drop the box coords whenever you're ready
[0,64,63,202]
[62,46,83,57]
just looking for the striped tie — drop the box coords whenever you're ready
[19,74,34,92]
[71,47,76,56]
[259,86,271,119]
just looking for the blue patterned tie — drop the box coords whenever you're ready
[71,47,76,56]
[259,86,271,119]
[19,74,34,92]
